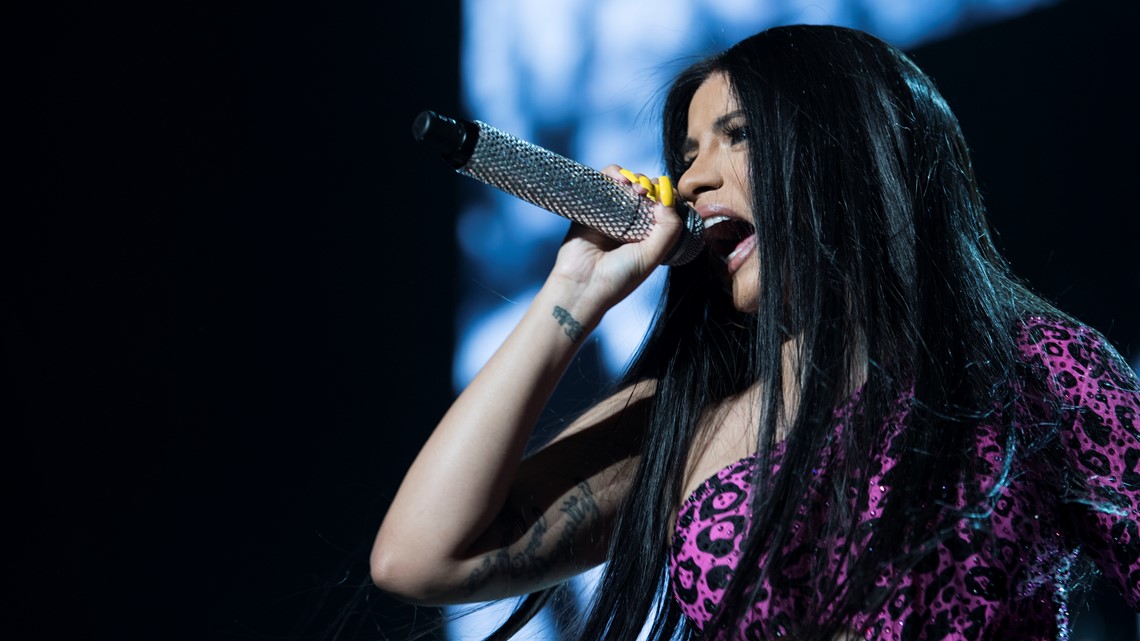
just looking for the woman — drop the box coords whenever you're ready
[371,25,1139,640]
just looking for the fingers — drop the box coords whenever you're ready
[605,165,676,208]
[598,164,682,266]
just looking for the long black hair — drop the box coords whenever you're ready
[489,24,1070,641]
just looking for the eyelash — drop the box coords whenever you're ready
[680,124,751,169]
[724,124,750,145]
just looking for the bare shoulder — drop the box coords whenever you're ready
[540,378,657,447]
[515,378,657,496]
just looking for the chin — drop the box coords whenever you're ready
[730,266,761,313]
[732,293,760,314]
[731,285,760,314]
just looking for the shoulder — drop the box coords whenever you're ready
[539,378,658,451]
[583,378,658,423]
[1014,321,1140,608]
[1013,315,1139,470]
[1015,315,1139,402]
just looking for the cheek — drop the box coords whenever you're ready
[729,157,752,200]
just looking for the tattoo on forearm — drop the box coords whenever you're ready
[552,305,585,342]
[461,480,600,596]
[553,481,599,560]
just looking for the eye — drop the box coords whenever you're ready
[725,124,751,145]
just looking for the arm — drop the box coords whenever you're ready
[1021,318,1140,608]
[370,168,682,606]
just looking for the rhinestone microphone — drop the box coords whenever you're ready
[411,110,704,266]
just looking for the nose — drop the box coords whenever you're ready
[677,150,721,205]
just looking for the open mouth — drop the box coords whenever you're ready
[703,215,757,265]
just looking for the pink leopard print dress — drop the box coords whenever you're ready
[669,317,1140,640]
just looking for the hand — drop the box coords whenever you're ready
[544,165,684,318]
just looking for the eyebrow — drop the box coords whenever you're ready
[681,110,748,158]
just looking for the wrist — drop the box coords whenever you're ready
[533,279,606,341]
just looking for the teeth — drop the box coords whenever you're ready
[703,215,731,230]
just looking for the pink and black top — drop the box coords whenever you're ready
[669,317,1140,640]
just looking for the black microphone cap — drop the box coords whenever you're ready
[412,110,460,151]
[413,110,476,168]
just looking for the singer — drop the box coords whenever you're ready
[371,25,1139,640]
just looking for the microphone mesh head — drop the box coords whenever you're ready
[460,121,703,266]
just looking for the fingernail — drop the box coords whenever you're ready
[618,168,637,183]
[638,175,655,200]
[659,176,674,207]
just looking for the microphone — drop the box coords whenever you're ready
[411,110,704,266]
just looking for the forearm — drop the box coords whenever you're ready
[370,278,606,599]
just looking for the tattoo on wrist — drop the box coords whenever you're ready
[552,305,585,342]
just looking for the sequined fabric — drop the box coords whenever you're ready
[669,317,1140,640]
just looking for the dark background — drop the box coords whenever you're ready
[16,1,1137,639]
